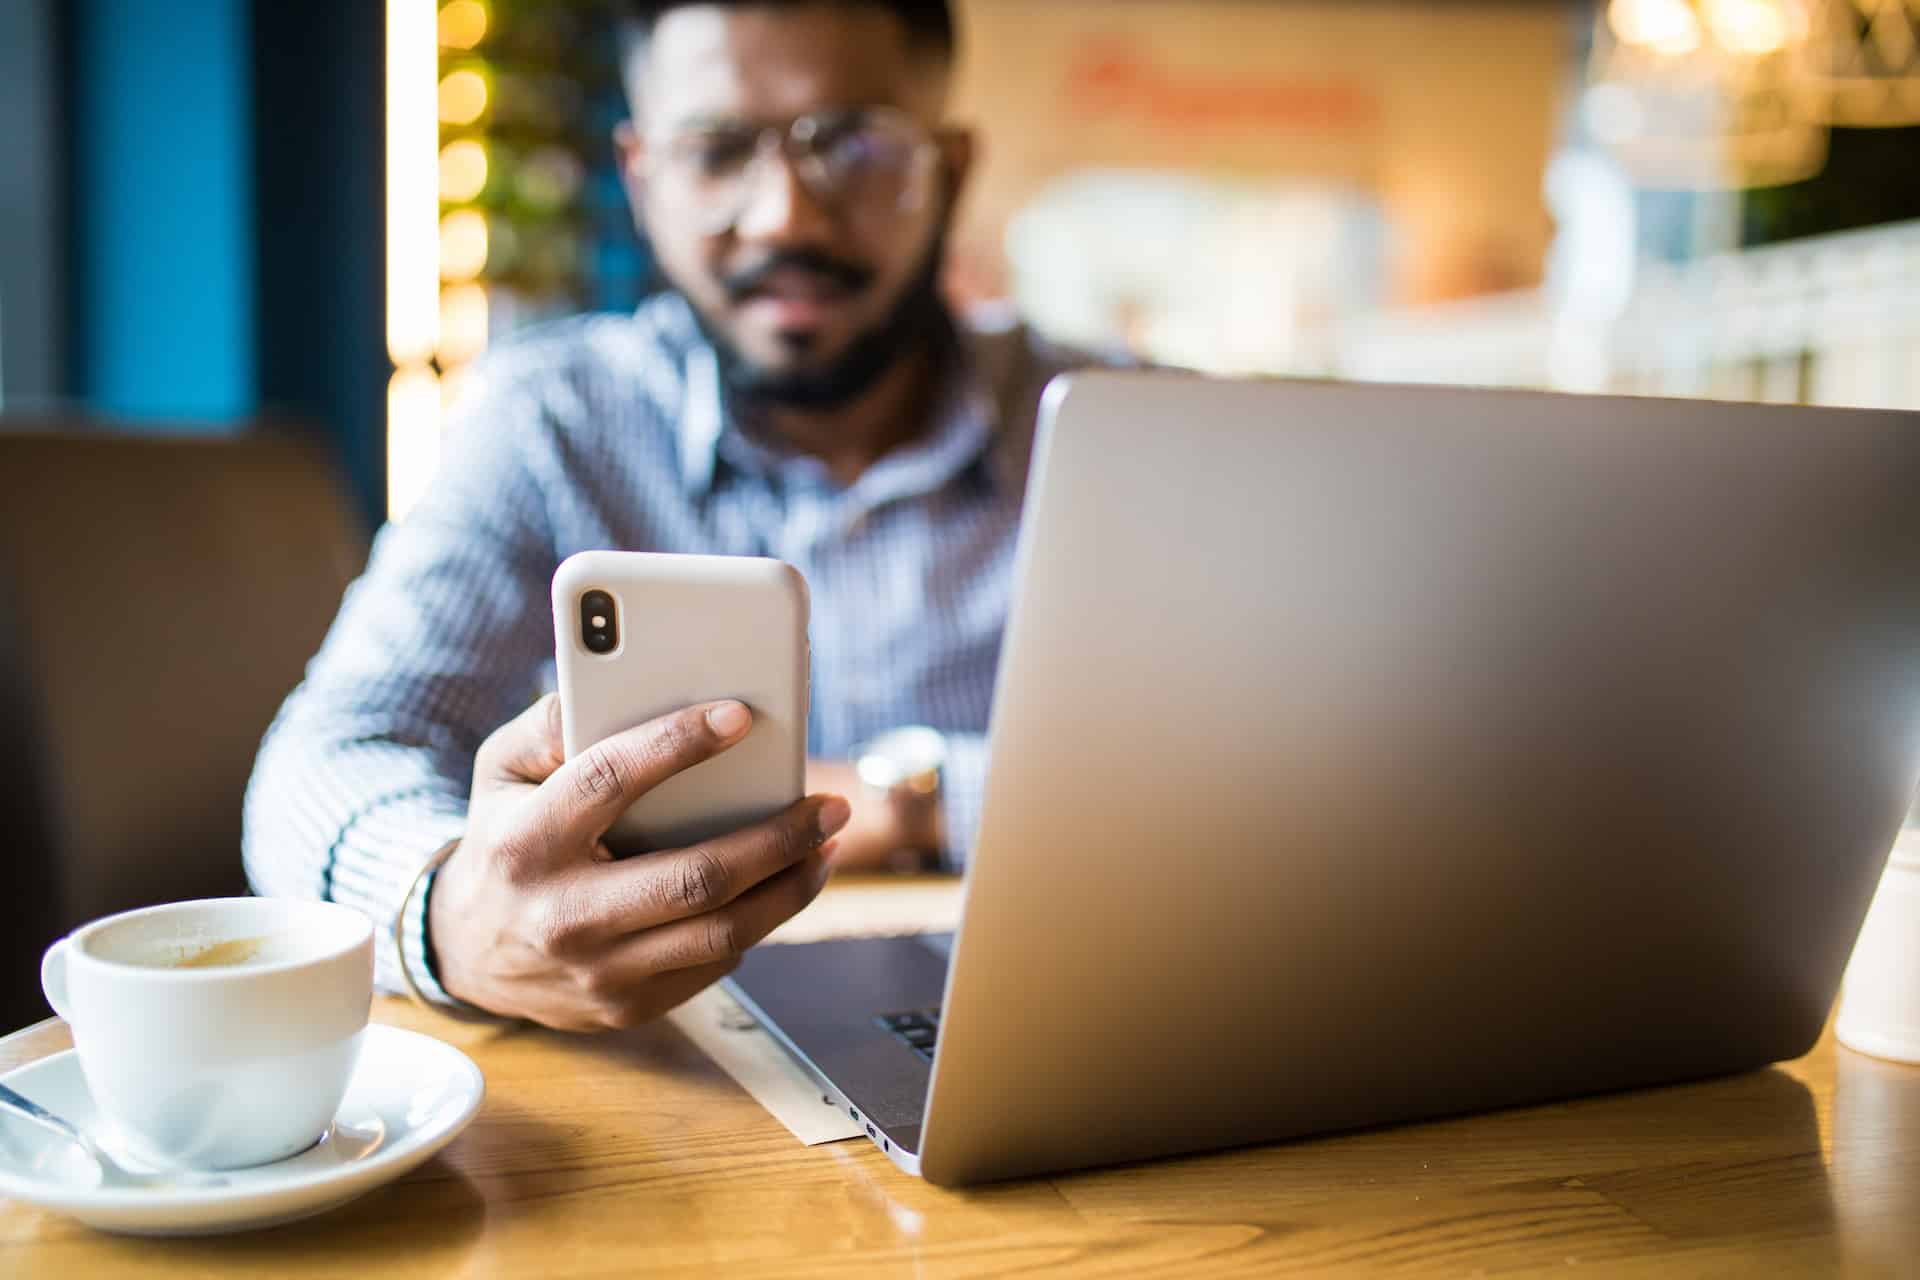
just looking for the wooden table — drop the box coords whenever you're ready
[4,878,1919,1277]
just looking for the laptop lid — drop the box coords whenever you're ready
[918,372,1920,1186]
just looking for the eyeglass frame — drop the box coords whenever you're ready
[637,105,948,235]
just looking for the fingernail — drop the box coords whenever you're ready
[707,701,751,739]
[817,796,851,839]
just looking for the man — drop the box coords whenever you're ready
[243,0,1079,1030]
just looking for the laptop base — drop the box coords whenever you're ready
[727,934,951,1168]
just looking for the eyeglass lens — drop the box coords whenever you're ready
[657,110,932,229]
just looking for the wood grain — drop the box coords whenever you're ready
[4,877,1918,1277]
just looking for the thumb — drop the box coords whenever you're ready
[475,693,568,790]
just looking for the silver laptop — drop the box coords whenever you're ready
[729,371,1920,1187]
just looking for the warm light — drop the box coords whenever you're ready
[386,0,440,367]
[1610,0,1704,54]
[440,209,489,281]
[387,367,442,522]
[1705,0,1792,56]
[438,0,487,50]
[1590,0,1827,188]
[1656,24,1703,55]
[1610,0,1798,57]
[438,69,489,126]
[1800,0,1920,127]
[439,139,489,203]
[439,283,490,364]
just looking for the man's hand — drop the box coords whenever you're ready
[427,694,850,1030]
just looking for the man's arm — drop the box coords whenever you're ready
[243,374,562,1000]
[243,369,852,1027]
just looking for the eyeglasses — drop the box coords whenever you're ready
[644,107,940,234]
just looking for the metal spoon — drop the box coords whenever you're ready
[0,1081,229,1190]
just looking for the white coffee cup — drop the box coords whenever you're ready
[1836,824,1920,1064]
[39,898,373,1170]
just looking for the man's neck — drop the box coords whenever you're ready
[738,343,944,489]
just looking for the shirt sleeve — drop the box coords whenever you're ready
[242,372,559,1003]
[939,731,991,869]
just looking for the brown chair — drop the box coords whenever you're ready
[0,426,367,1030]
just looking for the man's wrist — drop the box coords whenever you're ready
[398,835,465,1009]
[896,784,945,854]
[854,726,948,869]
[422,835,478,1007]
[409,836,514,1023]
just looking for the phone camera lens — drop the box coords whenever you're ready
[580,590,618,654]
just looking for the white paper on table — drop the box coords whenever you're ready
[667,984,861,1145]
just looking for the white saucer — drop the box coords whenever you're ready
[0,1023,484,1236]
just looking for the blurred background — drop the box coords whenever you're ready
[1,0,1918,1025]
[3,0,1917,523]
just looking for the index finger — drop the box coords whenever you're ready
[539,700,754,846]
[579,793,850,936]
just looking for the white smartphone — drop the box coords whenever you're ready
[551,551,810,855]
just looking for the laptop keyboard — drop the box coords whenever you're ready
[876,1007,943,1062]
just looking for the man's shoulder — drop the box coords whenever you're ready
[453,296,699,424]
[961,303,1111,385]
[959,305,1118,456]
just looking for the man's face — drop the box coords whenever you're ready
[620,4,971,407]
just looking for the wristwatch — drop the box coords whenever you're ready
[852,725,949,871]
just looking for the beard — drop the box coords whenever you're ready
[678,228,953,414]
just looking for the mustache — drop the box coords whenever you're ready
[721,249,874,302]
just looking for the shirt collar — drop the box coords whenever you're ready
[669,310,1004,503]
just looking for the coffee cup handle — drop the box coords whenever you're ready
[40,938,72,1020]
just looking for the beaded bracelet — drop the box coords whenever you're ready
[391,837,508,1023]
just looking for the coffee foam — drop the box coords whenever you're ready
[85,916,331,971]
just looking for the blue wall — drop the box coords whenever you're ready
[72,0,256,425]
